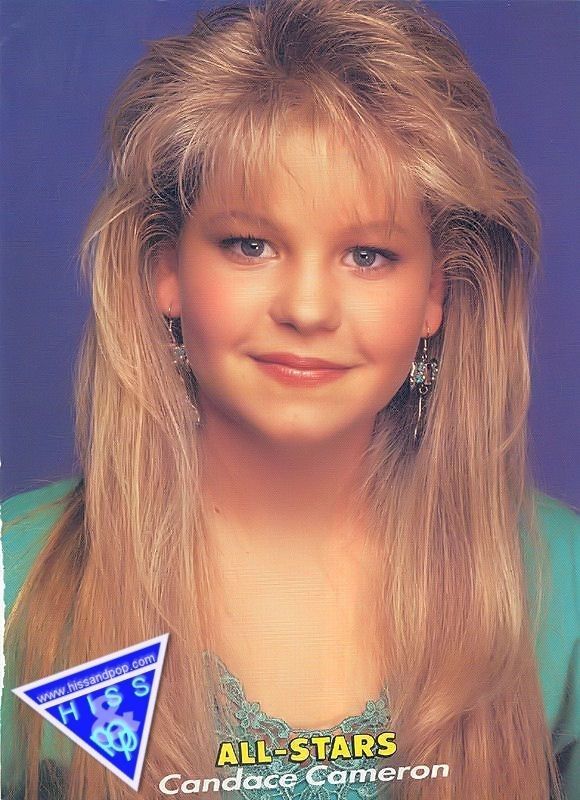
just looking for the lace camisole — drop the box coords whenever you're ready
[207,652,392,800]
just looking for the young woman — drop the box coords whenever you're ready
[2,1,577,798]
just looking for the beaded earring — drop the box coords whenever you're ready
[409,325,439,441]
[165,305,201,426]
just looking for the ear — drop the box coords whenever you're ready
[424,257,445,337]
[151,244,181,317]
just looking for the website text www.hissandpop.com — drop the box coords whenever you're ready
[35,652,156,704]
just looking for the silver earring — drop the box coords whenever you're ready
[165,305,201,427]
[409,325,438,441]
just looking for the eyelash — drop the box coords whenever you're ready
[218,232,400,274]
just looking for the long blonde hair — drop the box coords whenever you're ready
[5,1,560,797]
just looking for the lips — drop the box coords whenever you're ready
[251,352,349,370]
[250,352,352,387]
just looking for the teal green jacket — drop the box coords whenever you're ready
[1,479,579,798]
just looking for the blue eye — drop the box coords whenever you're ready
[346,246,399,272]
[219,234,276,261]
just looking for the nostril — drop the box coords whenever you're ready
[269,276,341,333]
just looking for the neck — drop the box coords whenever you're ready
[199,412,376,544]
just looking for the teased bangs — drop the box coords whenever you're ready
[175,85,419,240]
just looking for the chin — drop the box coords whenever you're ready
[246,412,362,447]
[205,394,370,444]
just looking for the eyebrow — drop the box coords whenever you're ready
[204,210,407,236]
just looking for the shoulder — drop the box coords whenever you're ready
[1,477,80,524]
[527,492,579,754]
[529,490,579,614]
[518,491,579,795]
[533,490,580,550]
[1,478,82,613]
[1,480,80,787]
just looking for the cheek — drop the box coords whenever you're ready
[177,270,265,367]
[355,287,425,362]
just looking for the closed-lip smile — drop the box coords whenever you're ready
[251,352,350,370]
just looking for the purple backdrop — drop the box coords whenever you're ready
[1,1,578,507]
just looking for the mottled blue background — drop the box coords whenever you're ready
[1,1,578,507]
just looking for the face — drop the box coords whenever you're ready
[154,128,444,444]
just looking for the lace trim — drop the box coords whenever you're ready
[205,652,391,800]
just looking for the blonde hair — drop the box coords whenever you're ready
[5,1,560,797]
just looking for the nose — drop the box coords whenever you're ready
[268,254,341,334]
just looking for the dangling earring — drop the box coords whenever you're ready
[165,305,201,427]
[409,324,439,441]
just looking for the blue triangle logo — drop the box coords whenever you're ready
[13,634,169,791]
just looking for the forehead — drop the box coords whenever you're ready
[194,123,424,235]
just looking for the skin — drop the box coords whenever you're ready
[153,126,444,726]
